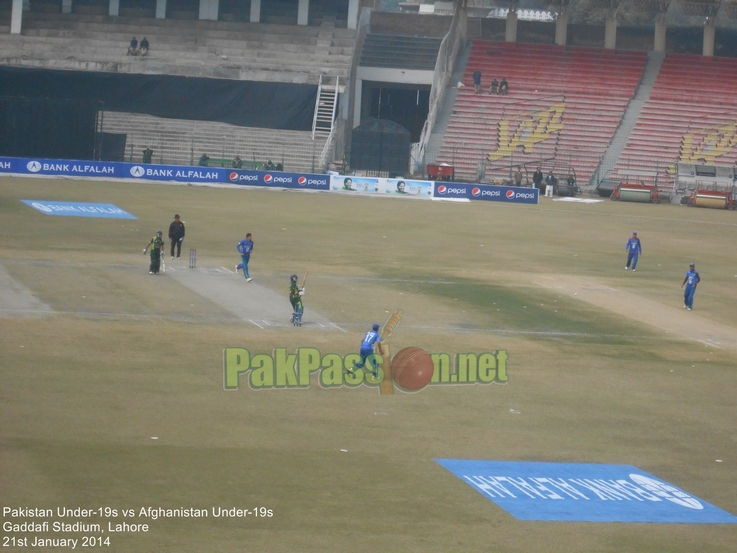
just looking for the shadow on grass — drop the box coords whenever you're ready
[381,271,656,346]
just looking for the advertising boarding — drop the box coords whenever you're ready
[330,175,434,197]
[1,156,537,204]
[329,174,538,204]
[434,182,539,204]
[0,156,329,190]
[227,169,328,190]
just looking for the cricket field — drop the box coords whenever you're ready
[1,176,736,552]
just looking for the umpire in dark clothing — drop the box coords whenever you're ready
[168,214,185,260]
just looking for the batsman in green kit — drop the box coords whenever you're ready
[143,231,165,275]
[289,274,304,326]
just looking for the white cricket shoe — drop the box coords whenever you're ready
[235,265,239,273]
[247,277,253,282]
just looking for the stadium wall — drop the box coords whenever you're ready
[0,67,317,131]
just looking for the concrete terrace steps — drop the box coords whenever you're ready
[0,34,352,63]
[0,54,352,77]
[12,30,353,56]
[102,112,327,172]
[2,12,356,83]
[19,22,356,49]
[0,43,350,70]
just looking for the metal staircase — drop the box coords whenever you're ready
[312,75,339,139]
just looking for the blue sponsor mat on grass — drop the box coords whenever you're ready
[436,460,737,523]
[22,200,136,219]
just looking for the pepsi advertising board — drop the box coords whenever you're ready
[434,182,539,204]
[227,169,328,190]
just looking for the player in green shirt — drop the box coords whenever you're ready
[143,231,165,275]
[289,274,304,326]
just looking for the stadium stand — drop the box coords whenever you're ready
[433,41,647,184]
[610,53,737,191]
[0,12,355,83]
[0,1,354,169]
[100,111,327,171]
[359,34,443,70]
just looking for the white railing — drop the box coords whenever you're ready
[318,126,336,172]
[312,75,324,140]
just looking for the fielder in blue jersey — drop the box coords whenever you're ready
[681,263,700,310]
[235,233,254,282]
[625,231,642,271]
[346,324,382,380]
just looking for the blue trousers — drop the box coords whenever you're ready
[684,285,696,309]
[236,255,250,278]
[626,253,639,269]
[354,348,379,371]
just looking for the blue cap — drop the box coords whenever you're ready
[689,262,695,267]
[372,324,380,331]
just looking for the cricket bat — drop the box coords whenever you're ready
[379,309,402,395]
[301,271,308,289]
[161,253,166,274]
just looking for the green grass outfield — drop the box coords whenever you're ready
[1,176,736,552]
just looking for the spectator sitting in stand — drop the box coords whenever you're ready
[198,153,210,167]
[232,155,243,168]
[275,162,284,171]
[127,37,138,56]
[264,160,275,171]
[142,147,153,164]
[489,78,499,95]
[139,37,149,56]
[499,77,509,95]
